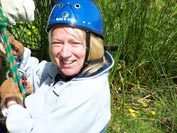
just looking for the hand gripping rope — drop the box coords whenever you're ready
[0,8,26,99]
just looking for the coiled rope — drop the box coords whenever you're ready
[0,8,26,99]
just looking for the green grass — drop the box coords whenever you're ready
[4,0,177,132]
[97,0,177,132]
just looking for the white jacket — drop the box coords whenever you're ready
[5,48,114,133]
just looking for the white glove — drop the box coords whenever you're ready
[1,0,35,24]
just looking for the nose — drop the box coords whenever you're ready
[60,43,71,58]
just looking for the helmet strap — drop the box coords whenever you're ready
[83,31,104,66]
[83,31,90,67]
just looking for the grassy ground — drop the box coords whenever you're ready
[97,0,177,132]
[2,0,177,132]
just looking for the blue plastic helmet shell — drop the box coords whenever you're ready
[46,0,104,37]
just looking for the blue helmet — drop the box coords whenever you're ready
[46,0,104,37]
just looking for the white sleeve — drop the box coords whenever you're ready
[17,47,39,87]
[17,47,55,90]
[6,104,34,133]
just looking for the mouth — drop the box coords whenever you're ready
[61,60,75,65]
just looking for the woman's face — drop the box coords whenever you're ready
[50,27,86,76]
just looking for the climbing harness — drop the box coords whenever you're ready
[0,8,26,99]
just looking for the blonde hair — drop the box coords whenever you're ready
[83,33,107,74]
[48,26,107,75]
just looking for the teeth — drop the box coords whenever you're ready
[63,60,73,64]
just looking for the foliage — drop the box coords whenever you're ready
[95,0,177,132]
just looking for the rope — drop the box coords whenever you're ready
[0,8,26,99]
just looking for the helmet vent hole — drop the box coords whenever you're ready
[59,4,63,8]
[75,4,80,9]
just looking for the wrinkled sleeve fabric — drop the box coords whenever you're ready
[17,47,54,90]
[6,90,100,133]
[17,47,40,89]
[6,105,34,133]
[5,74,111,133]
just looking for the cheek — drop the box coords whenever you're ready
[74,47,86,61]
[51,46,61,56]
[75,48,86,72]
[79,50,86,62]
[50,46,60,62]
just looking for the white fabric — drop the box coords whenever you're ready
[1,0,35,24]
[4,47,114,133]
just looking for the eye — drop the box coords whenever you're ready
[51,41,63,47]
[75,4,80,9]
[71,41,83,47]
[71,41,80,44]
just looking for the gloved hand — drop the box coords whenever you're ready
[1,0,35,24]
[0,77,23,106]
[0,33,24,60]
[8,33,24,60]
[0,77,34,101]
[0,77,34,115]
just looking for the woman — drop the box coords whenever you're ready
[0,0,114,132]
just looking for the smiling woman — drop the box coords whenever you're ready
[0,0,114,132]
[49,27,86,76]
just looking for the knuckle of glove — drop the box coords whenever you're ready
[0,77,22,100]
[13,40,24,58]
[26,82,34,95]
[8,33,24,59]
